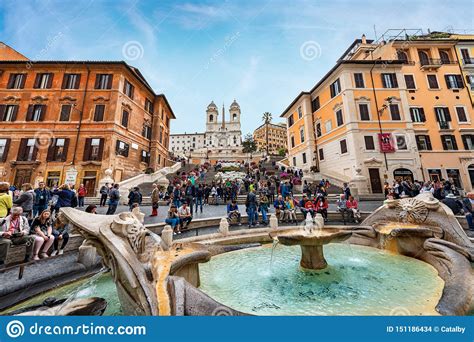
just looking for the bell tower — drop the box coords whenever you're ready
[206,101,218,125]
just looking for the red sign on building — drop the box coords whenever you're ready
[378,133,395,152]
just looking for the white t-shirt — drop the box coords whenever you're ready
[178,206,190,216]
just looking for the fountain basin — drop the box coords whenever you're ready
[270,228,352,270]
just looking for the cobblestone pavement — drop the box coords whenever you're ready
[79,201,385,225]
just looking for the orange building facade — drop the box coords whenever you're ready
[282,32,474,194]
[0,43,175,195]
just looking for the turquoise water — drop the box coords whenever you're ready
[5,272,122,316]
[199,244,444,316]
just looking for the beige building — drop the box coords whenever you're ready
[253,122,287,155]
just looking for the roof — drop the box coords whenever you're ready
[0,59,177,119]
[280,59,405,117]
[254,121,288,132]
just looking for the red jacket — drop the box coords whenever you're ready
[78,187,88,197]
[315,200,328,210]
[346,200,358,209]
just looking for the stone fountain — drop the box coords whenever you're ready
[269,213,352,270]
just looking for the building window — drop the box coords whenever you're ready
[121,109,129,127]
[142,124,152,139]
[62,73,81,89]
[409,107,425,123]
[123,79,134,99]
[145,98,153,114]
[302,152,307,164]
[461,135,474,150]
[316,122,322,137]
[389,104,401,121]
[427,75,439,89]
[0,138,11,162]
[93,104,105,122]
[445,74,464,89]
[288,114,294,127]
[354,73,365,88]
[209,114,213,122]
[115,140,129,157]
[297,106,302,119]
[311,97,320,112]
[441,135,458,150]
[397,50,409,63]
[300,127,305,143]
[381,73,398,88]
[395,135,407,150]
[17,138,38,161]
[94,74,113,89]
[325,120,332,133]
[47,138,69,162]
[7,73,26,89]
[292,157,296,166]
[461,48,472,65]
[466,75,474,90]
[33,73,53,89]
[59,104,72,121]
[364,136,375,150]
[435,107,451,129]
[290,136,295,148]
[84,138,104,161]
[26,104,46,122]
[415,135,432,151]
[0,104,18,122]
[455,106,468,123]
[439,50,451,64]
[141,150,150,163]
[335,109,344,126]
[318,148,324,161]
[359,104,370,121]
[340,139,348,154]
[404,74,416,89]
[330,79,341,98]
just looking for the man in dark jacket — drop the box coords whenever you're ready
[99,183,109,207]
[128,187,142,211]
[245,190,258,227]
[106,184,121,215]
[184,182,196,214]
[33,182,51,217]
[441,193,463,215]
[52,184,76,215]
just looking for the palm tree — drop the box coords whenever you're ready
[262,112,272,156]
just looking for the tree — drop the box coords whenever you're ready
[262,112,273,155]
[242,133,257,154]
[278,147,287,157]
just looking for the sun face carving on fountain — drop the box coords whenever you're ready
[396,198,429,224]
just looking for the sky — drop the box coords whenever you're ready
[0,0,473,134]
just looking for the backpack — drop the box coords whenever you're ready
[71,195,78,208]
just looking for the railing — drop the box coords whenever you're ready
[439,121,450,130]
[462,58,473,66]
[420,58,442,67]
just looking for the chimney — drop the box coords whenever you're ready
[361,34,367,44]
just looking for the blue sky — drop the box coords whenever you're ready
[1,0,473,134]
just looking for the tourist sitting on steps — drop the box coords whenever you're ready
[227,200,242,225]
[345,196,361,223]
[315,196,329,222]
[30,209,55,260]
[51,213,70,256]
[284,195,297,224]
[165,205,181,235]
[273,195,286,222]
[177,202,193,230]
[0,207,35,268]
[300,194,315,219]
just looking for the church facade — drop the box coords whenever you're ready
[169,100,244,160]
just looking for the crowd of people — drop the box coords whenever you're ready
[0,181,78,268]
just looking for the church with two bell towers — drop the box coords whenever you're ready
[205,100,242,148]
[169,100,244,160]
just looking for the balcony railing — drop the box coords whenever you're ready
[439,121,450,130]
[462,58,473,66]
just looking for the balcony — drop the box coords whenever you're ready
[420,58,443,70]
[438,121,450,130]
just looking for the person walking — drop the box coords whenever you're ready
[99,183,109,207]
[77,184,87,208]
[150,184,159,217]
[106,184,121,215]
[195,184,204,214]
[33,182,51,217]
[184,182,195,214]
